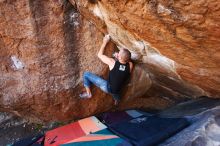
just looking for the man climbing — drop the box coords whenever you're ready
[79,34,133,105]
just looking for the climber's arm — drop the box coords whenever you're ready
[97,35,115,66]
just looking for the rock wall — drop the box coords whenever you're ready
[71,0,220,97]
[0,0,219,122]
[0,0,109,122]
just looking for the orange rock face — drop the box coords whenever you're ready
[0,0,219,122]
[0,0,109,122]
[71,0,220,97]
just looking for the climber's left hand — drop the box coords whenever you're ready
[103,34,110,43]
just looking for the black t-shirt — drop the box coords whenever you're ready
[108,60,130,94]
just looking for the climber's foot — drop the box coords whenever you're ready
[114,99,119,106]
[79,92,92,99]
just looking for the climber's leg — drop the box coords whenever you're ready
[80,71,109,98]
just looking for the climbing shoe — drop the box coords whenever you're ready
[79,92,92,99]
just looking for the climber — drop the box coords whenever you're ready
[79,34,133,105]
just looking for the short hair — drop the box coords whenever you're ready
[121,48,131,62]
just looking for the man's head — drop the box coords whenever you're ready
[118,48,131,63]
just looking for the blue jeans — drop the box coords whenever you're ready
[83,71,120,101]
